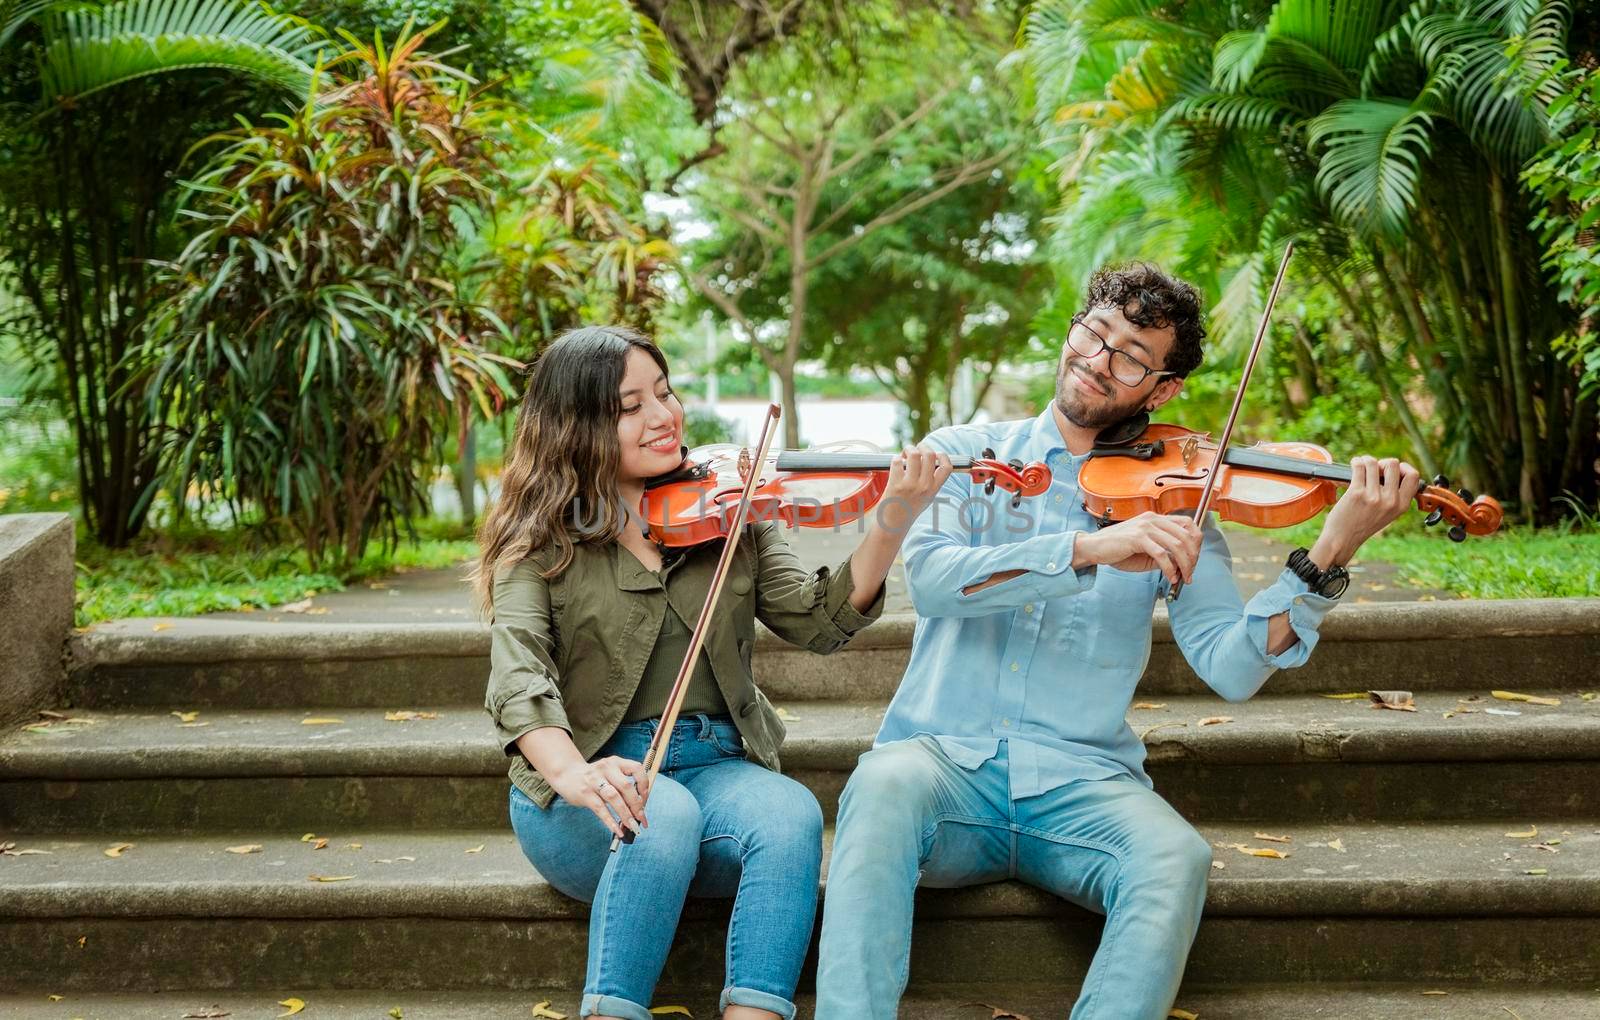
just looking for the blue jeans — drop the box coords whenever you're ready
[815,737,1211,1020]
[509,714,823,1020]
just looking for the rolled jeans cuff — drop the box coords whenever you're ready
[721,985,798,1019]
[582,993,652,1020]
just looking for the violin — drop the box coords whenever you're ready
[1097,240,1502,602]
[1077,422,1504,540]
[641,439,1053,547]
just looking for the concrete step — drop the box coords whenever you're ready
[2,985,1598,1019]
[63,598,1600,709]
[3,822,1599,992]
[5,693,1599,832]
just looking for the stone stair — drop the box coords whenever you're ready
[3,598,1599,1016]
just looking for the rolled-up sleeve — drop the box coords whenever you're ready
[1167,522,1338,702]
[485,560,569,754]
[752,520,884,653]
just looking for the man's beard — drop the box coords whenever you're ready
[1054,361,1143,431]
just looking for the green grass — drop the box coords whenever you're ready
[1229,513,1600,600]
[73,520,478,626]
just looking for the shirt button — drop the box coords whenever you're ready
[1046,561,1056,571]
[1293,596,1305,604]
[1001,718,1011,727]
[1023,603,1034,614]
[1054,494,1063,503]
[1010,662,1019,672]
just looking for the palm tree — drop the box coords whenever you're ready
[0,0,328,545]
[1020,0,1592,518]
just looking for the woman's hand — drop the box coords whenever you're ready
[877,446,954,536]
[548,755,651,839]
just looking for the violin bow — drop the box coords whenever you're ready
[1167,241,1294,603]
[610,403,783,852]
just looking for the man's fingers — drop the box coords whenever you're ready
[1141,536,1180,586]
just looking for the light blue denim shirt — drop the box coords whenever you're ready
[879,408,1338,798]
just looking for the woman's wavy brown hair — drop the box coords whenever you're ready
[471,325,671,617]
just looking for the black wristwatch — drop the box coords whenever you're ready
[1286,547,1349,599]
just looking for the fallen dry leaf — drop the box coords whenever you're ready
[103,843,134,858]
[1581,692,1596,702]
[649,1009,693,1017]
[1169,1009,1200,1020]
[48,995,62,1001]
[171,711,200,723]
[311,838,329,850]
[1198,716,1233,727]
[1492,690,1561,707]
[1210,860,1225,870]
[300,717,343,726]
[465,844,485,854]
[530,1003,568,1019]
[389,1009,403,1019]
[1525,843,1561,853]
[1132,702,1167,710]
[345,843,363,850]
[1140,721,1187,741]
[1223,843,1290,859]
[1525,868,1548,876]
[1368,690,1416,712]
[1327,838,1346,853]
[182,1009,230,1018]
[1253,832,1291,843]
[307,874,354,882]
[396,855,416,862]
[1320,692,1366,700]
[1505,825,1538,839]
[279,599,314,614]
[277,999,306,1017]
[775,707,801,722]
[300,833,318,843]
[1421,989,1448,995]
[384,711,439,722]
[1502,1009,1523,1020]
[2,847,51,856]
[151,622,174,632]
[225,844,263,855]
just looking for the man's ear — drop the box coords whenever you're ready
[1147,376,1184,412]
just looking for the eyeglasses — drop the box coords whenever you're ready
[1067,314,1175,388]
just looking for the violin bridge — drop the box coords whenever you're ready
[1179,435,1199,470]
[736,448,752,485]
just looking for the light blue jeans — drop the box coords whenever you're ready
[815,737,1211,1020]
[509,713,823,1020]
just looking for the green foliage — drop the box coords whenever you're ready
[1525,64,1600,395]
[72,522,477,626]
[682,407,734,446]
[136,25,518,570]
[35,0,327,104]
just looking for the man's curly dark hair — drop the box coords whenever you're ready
[1081,262,1206,379]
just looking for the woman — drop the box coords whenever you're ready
[475,325,950,1020]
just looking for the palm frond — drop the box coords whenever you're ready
[39,0,327,105]
[1308,96,1433,236]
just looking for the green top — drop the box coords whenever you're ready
[623,569,728,723]
[484,520,885,809]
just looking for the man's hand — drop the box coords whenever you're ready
[1310,455,1420,568]
[1074,511,1202,587]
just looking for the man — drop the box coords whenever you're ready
[814,263,1418,1019]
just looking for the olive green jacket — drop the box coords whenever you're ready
[484,521,885,808]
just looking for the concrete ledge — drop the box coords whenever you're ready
[2,821,1597,921]
[67,597,1600,666]
[0,513,73,727]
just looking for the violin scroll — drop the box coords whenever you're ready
[1416,475,1504,542]
[970,447,1052,507]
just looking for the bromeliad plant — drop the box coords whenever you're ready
[137,24,519,570]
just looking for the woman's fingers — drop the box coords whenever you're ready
[601,760,648,827]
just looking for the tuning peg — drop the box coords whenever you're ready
[1423,509,1444,527]
[1456,487,1474,503]
[1008,458,1024,473]
[1432,474,1449,488]
[1448,525,1467,542]
[982,447,996,460]
[1012,493,1023,509]
[984,479,997,496]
